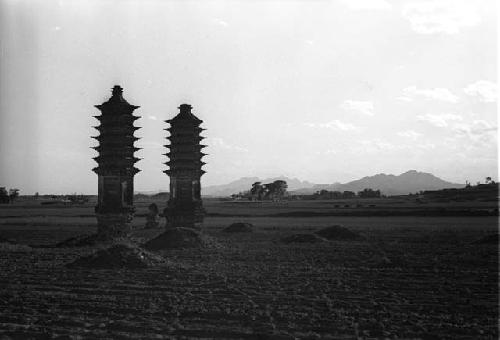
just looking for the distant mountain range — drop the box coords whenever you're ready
[202,170,463,197]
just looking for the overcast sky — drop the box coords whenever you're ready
[0,0,497,194]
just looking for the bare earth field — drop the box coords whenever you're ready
[0,199,498,339]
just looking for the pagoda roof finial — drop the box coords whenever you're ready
[112,85,123,96]
[179,104,193,114]
[110,85,125,102]
[94,84,141,111]
[166,103,202,124]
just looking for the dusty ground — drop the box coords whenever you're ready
[0,201,498,339]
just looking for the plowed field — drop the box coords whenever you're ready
[0,203,497,339]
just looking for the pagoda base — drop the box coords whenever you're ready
[96,212,133,238]
[164,209,204,231]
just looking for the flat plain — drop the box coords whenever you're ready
[0,198,498,339]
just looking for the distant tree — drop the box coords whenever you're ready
[314,189,329,199]
[342,191,356,199]
[231,191,251,200]
[261,180,288,201]
[249,180,288,201]
[0,187,9,204]
[314,190,344,200]
[250,182,265,200]
[262,183,272,199]
[34,192,39,200]
[67,193,89,204]
[8,188,20,203]
[271,180,288,201]
[331,191,343,199]
[358,188,381,198]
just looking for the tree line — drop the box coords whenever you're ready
[0,187,19,204]
[313,188,382,199]
[231,180,288,201]
[230,181,384,201]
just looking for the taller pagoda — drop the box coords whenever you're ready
[92,85,141,237]
[163,104,206,230]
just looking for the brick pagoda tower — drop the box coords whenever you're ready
[92,85,141,237]
[163,104,206,229]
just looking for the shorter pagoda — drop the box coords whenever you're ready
[92,85,141,237]
[163,104,206,229]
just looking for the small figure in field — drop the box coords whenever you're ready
[145,203,160,229]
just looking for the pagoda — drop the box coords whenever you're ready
[92,85,141,237]
[163,104,206,229]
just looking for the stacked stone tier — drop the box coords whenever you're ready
[92,145,141,153]
[164,151,207,159]
[168,135,205,144]
[163,169,206,176]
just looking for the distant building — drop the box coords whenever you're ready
[164,104,206,229]
[92,85,141,237]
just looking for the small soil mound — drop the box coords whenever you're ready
[0,236,31,251]
[143,227,204,250]
[472,233,499,245]
[67,244,164,269]
[0,235,14,244]
[56,233,118,248]
[280,233,326,244]
[222,222,254,233]
[315,225,365,241]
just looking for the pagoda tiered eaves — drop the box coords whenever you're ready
[163,103,206,229]
[92,85,141,228]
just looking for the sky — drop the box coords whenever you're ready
[0,0,497,194]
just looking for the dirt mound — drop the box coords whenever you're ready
[472,233,499,245]
[55,233,125,248]
[0,243,32,251]
[56,234,102,248]
[0,235,14,244]
[143,227,205,250]
[66,244,164,269]
[280,233,326,244]
[0,236,31,251]
[222,222,254,233]
[315,225,365,241]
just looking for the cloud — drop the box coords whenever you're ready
[339,0,392,11]
[396,96,412,102]
[356,138,435,153]
[397,130,422,140]
[452,120,497,147]
[341,100,374,116]
[402,0,480,34]
[208,137,248,152]
[147,115,157,120]
[464,80,497,102]
[315,149,338,156]
[417,113,463,127]
[402,86,459,103]
[305,120,361,131]
[417,143,436,150]
[212,18,228,27]
[358,139,405,152]
[453,120,497,136]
